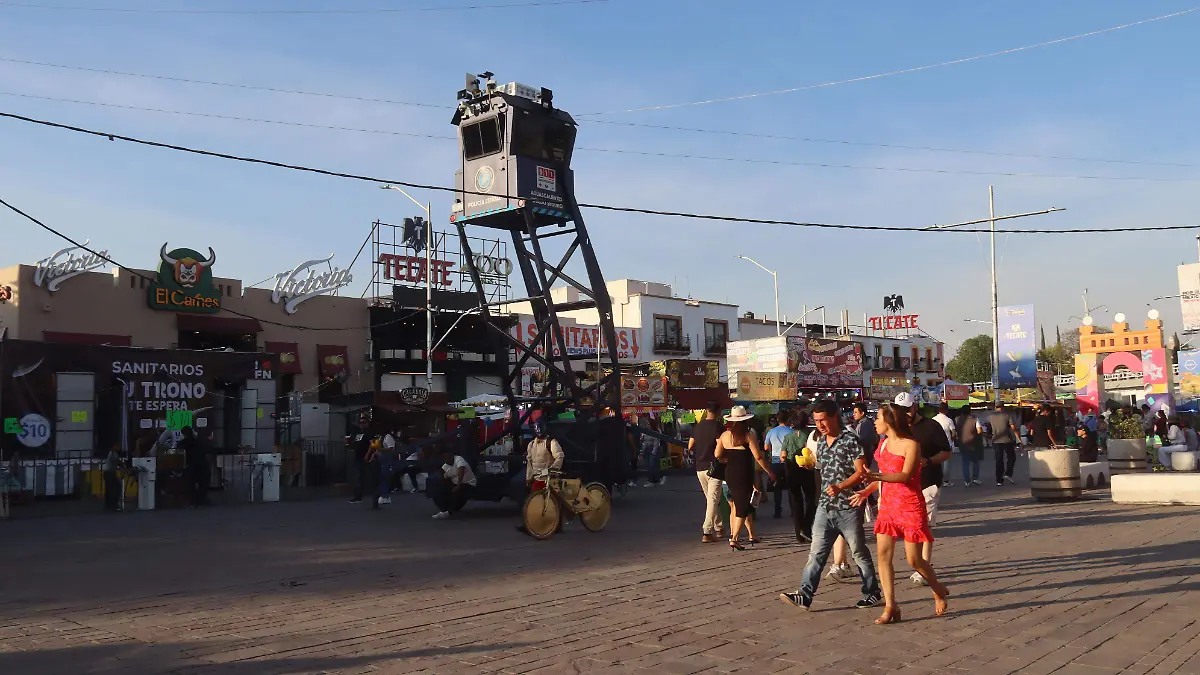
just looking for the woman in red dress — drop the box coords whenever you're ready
[852,403,949,624]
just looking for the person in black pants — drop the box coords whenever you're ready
[180,426,210,507]
[986,403,1020,486]
[782,411,818,543]
[763,414,794,519]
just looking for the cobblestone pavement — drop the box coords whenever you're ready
[2,461,1198,674]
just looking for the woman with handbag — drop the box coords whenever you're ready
[715,406,775,550]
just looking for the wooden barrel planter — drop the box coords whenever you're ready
[1107,438,1149,475]
[1029,449,1082,501]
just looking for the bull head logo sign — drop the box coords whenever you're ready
[160,244,216,288]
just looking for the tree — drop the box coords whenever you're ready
[1037,343,1073,375]
[947,335,993,383]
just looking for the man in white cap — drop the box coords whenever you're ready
[894,392,952,587]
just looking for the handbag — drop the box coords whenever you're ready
[706,459,726,480]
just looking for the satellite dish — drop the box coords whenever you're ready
[1082,316,1093,326]
[1148,309,1161,320]
[1114,312,1127,323]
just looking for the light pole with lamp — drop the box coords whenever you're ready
[736,255,779,335]
[380,184,434,391]
[963,318,996,393]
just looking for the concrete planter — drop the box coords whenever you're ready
[1108,438,1148,474]
[1029,448,1082,501]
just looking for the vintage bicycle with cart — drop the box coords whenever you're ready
[522,469,611,540]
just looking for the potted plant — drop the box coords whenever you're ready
[1106,411,1148,473]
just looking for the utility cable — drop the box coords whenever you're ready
[0,0,611,14]
[579,6,1200,115]
[2,57,1192,168]
[4,93,1196,182]
[2,110,1199,235]
[0,193,424,331]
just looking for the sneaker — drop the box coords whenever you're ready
[408,488,420,494]
[431,511,450,519]
[627,480,637,487]
[378,496,391,505]
[973,479,983,485]
[643,482,656,488]
[856,595,882,609]
[943,480,952,487]
[660,476,667,486]
[827,564,856,584]
[963,482,973,488]
[1004,476,1017,485]
[910,572,929,586]
[348,498,363,503]
[997,481,1004,486]
[779,591,812,611]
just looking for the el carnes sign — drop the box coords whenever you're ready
[148,243,221,313]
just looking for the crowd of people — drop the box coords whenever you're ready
[689,393,952,624]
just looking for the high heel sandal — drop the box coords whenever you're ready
[747,537,761,546]
[874,607,902,625]
[729,539,745,551]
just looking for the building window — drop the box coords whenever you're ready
[873,345,882,370]
[893,345,902,365]
[703,320,727,355]
[653,316,688,354]
[925,348,933,371]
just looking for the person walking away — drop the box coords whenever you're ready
[852,403,879,469]
[852,403,950,624]
[987,404,1020,486]
[366,435,383,510]
[957,410,984,486]
[103,445,123,512]
[1077,426,1099,463]
[432,447,477,519]
[180,426,210,507]
[349,420,372,503]
[897,393,951,587]
[639,418,666,487]
[779,400,880,611]
[376,428,398,504]
[781,411,817,543]
[1157,416,1189,468]
[764,414,794,519]
[714,406,774,550]
[689,402,725,543]
[932,404,957,487]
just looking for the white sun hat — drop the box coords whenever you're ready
[725,405,755,422]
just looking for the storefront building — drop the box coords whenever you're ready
[0,242,371,455]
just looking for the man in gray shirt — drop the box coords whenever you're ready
[986,404,1021,486]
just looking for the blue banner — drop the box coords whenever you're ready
[997,304,1037,388]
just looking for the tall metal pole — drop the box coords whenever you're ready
[426,201,433,390]
[1083,288,1090,317]
[990,185,1001,407]
[772,270,780,336]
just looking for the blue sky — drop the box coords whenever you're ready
[1,0,1199,354]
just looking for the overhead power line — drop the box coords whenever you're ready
[2,109,1198,235]
[578,6,1200,115]
[0,0,610,14]
[5,91,1198,182]
[0,193,421,332]
[2,55,1191,169]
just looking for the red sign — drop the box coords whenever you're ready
[265,341,302,374]
[943,384,971,401]
[378,253,455,288]
[868,314,920,331]
[316,345,349,380]
[786,337,864,388]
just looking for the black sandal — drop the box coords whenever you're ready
[729,540,745,551]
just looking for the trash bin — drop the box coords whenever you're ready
[132,457,156,511]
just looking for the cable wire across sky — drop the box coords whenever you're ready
[2,110,1198,236]
[0,0,611,14]
[3,92,1198,182]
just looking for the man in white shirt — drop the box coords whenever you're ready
[932,404,957,487]
[377,430,399,504]
[1157,417,1190,468]
[432,447,478,519]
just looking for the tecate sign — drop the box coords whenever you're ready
[270,253,354,314]
[34,241,109,292]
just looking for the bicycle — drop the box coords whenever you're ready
[522,470,611,540]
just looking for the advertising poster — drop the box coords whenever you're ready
[1074,354,1101,416]
[785,337,864,388]
[735,372,798,401]
[619,375,667,412]
[1179,264,1200,332]
[726,336,789,375]
[869,372,910,402]
[664,360,720,389]
[1177,350,1200,401]
[997,304,1037,388]
[1141,348,1175,414]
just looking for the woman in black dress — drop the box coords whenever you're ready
[715,406,775,550]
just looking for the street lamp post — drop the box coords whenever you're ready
[783,305,824,336]
[381,184,434,390]
[736,255,779,335]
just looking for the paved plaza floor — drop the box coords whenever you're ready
[2,460,1199,674]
